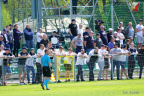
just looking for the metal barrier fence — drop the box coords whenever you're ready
[0,54,144,86]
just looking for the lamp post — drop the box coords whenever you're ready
[0,0,3,31]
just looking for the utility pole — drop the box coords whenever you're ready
[0,0,3,31]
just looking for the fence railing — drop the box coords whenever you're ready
[0,54,144,86]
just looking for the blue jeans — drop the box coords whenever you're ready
[76,46,82,54]
[87,62,95,81]
[111,60,121,79]
[26,40,34,49]
[86,49,93,55]
[76,65,84,80]
[26,65,35,83]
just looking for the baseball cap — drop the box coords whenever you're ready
[86,27,89,29]
[114,43,119,46]
[3,29,7,31]
[139,19,143,21]
[9,24,13,26]
[108,28,113,31]
[59,46,63,49]
[81,49,85,51]
[22,47,28,50]
[72,19,76,22]
[113,31,117,34]
[96,33,100,36]
[5,48,10,51]
[120,22,123,24]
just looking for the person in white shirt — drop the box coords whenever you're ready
[117,28,125,45]
[87,47,102,81]
[36,28,44,49]
[136,19,144,49]
[76,49,87,82]
[78,24,83,39]
[26,48,37,84]
[0,44,5,54]
[35,44,45,83]
[98,44,108,80]
[64,48,76,82]
[55,46,66,82]
[0,48,5,79]
[120,44,130,79]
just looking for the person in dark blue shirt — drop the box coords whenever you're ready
[84,31,94,55]
[98,26,108,45]
[41,49,53,90]
[13,24,23,57]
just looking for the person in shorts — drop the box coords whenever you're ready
[18,47,29,85]
[64,48,76,82]
[3,48,14,85]
[41,49,53,90]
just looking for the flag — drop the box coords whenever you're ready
[134,3,139,11]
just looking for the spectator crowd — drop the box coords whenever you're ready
[0,19,144,86]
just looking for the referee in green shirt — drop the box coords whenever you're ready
[41,49,53,90]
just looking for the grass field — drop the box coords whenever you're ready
[0,78,144,96]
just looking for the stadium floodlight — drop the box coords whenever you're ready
[3,0,8,4]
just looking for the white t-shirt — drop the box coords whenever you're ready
[117,33,124,45]
[4,34,8,41]
[26,54,37,66]
[120,49,129,62]
[55,49,66,64]
[0,51,4,66]
[98,49,108,61]
[36,49,45,63]
[64,52,76,64]
[36,32,44,42]
[136,24,143,36]
[78,28,83,38]
[76,52,87,65]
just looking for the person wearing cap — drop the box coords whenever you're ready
[3,48,14,85]
[136,19,144,49]
[125,22,135,40]
[98,26,108,45]
[24,24,34,49]
[107,28,113,43]
[68,19,78,40]
[108,36,115,52]
[84,31,94,55]
[87,47,102,81]
[94,33,102,49]
[83,27,90,39]
[26,48,37,84]
[35,44,45,83]
[36,28,44,49]
[76,49,87,81]
[97,44,108,80]
[64,48,77,82]
[71,33,83,54]
[120,44,130,80]
[49,31,59,48]
[18,47,29,85]
[40,34,49,48]
[128,42,137,79]
[13,24,23,57]
[55,46,66,82]
[9,24,13,34]
[136,44,144,79]
[110,43,122,80]
[2,29,12,50]
[116,22,125,35]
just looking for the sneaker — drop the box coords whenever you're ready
[4,82,7,86]
[20,82,26,85]
[121,78,124,80]
[76,80,80,82]
[81,79,85,81]
[97,79,103,81]
[127,77,130,80]
[65,80,68,82]
[46,89,50,90]
[67,79,70,82]
[41,84,45,90]
[57,80,61,83]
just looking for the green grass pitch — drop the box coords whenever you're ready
[0,78,144,96]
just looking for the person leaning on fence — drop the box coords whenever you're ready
[40,34,49,48]
[0,48,4,79]
[76,49,87,82]
[136,44,144,79]
[110,43,122,80]
[128,42,137,79]
[35,44,45,83]
[64,48,77,82]
[41,49,53,90]
[18,47,29,85]
[26,48,37,84]
[98,44,108,80]
[120,44,130,79]
[55,46,66,83]
[3,48,15,85]
[87,47,102,81]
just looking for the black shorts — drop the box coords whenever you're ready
[104,58,109,69]
[43,67,51,77]
[64,64,71,71]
